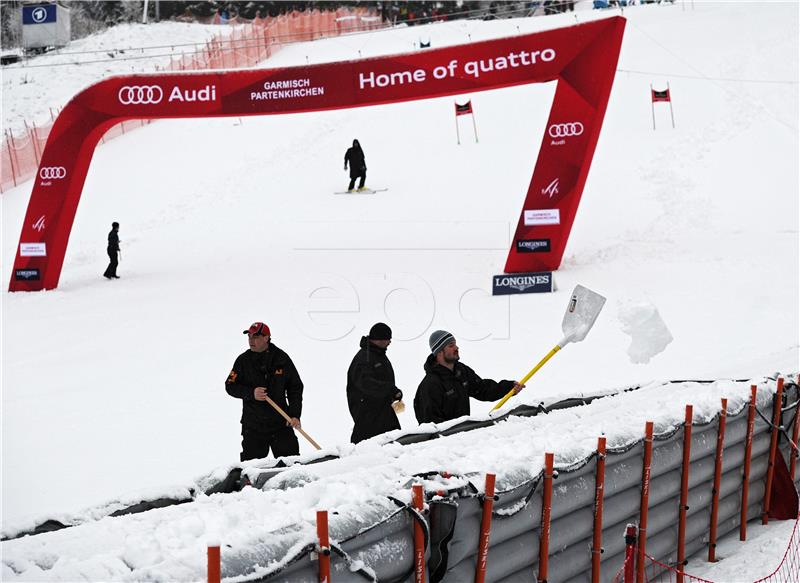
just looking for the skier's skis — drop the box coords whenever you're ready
[333,188,388,195]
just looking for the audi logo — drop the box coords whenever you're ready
[548,122,584,138]
[118,85,164,105]
[39,166,66,180]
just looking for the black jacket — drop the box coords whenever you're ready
[107,229,120,252]
[347,336,402,443]
[344,141,366,178]
[225,343,303,431]
[414,354,514,424]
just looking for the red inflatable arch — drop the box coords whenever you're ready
[10,17,625,291]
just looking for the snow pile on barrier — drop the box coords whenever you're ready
[2,376,796,582]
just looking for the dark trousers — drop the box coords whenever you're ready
[348,172,366,191]
[240,425,299,461]
[103,249,118,277]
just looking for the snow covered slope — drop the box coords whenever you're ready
[1,1,798,579]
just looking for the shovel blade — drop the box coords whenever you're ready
[561,284,606,345]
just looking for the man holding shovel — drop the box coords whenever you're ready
[225,322,304,461]
[413,330,525,424]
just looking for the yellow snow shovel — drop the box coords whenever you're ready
[490,284,606,413]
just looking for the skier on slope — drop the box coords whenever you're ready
[103,221,121,279]
[414,330,525,424]
[344,139,367,192]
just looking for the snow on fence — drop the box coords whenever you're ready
[202,377,799,582]
[0,8,385,194]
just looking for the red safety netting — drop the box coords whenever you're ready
[612,515,800,583]
[0,8,384,193]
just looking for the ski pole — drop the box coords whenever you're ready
[491,346,560,412]
[263,394,322,450]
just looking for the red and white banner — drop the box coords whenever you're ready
[10,16,625,291]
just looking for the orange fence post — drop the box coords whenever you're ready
[624,524,637,583]
[412,483,426,583]
[708,398,728,562]
[763,377,785,524]
[790,384,800,481]
[538,452,554,583]
[592,437,607,583]
[316,510,331,582]
[636,421,654,583]
[677,405,692,582]
[207,543,221,583]
[3,131,18,188]
[7,130,21,186]
[741,385,758,540]
[474,472,496,583]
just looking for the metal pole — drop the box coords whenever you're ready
[668,82,676,128]
[636,422,654,583]
[142,0,149,24]
[474,473,496,583]
[455,110,461,145]
[762,377,785,524]
[741,385,757,540]
[207,544,221,583]
[471,110,479,143]
[708,399,728,562]
[624,524,637,583]
[412,484,426,583]
[592,437,607,583]
[316,510,331,582]
[677,405,693,582]
[790,385,800,480]
[650,84,656,131]
[538,452,554,583]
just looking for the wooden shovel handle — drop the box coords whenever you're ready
[263,395,322,450]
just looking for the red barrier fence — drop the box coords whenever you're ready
[0,8,384,193]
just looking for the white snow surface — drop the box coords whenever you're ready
[2,1,799,581]
[2,21,229,134]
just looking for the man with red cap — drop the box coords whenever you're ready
[225,322,304,461]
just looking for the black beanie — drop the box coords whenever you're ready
[369,322,392,340]
[429,330,455,354]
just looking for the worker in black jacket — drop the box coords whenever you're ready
[225,322,304,461]
[103,221,120,279]
[347,322,403,443]
[414,330,524,424]
[344,139,367,192]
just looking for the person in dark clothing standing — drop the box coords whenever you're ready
[225,322,304,461]
[414,330,525,424]
[344,139,367,192]
[103,221,120,279]
[347,322,404,443]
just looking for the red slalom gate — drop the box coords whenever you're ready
[9,17,626,291]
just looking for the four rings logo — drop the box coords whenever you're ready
[119,85,163,105]
[548,122,584,138]
[39,166,66,180]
